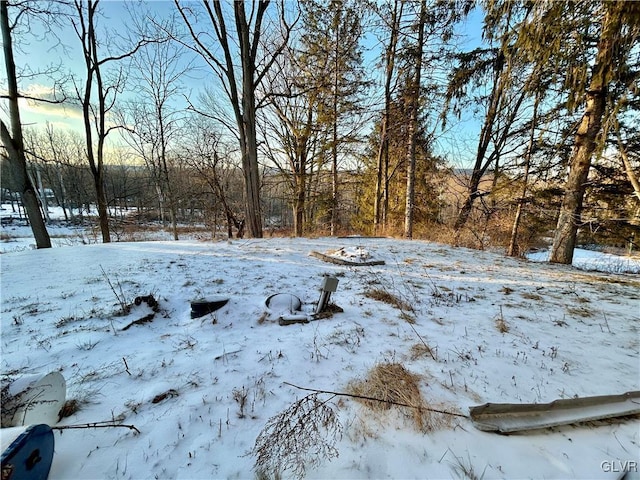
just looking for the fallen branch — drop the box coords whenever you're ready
[122,357,131,375]
[122,295,161,331]
[121,312,156,331]
[52,421,140,434]
[152,389,179,404]
[214,349,242,360]
[309,251,385,266]
[283,382,467,418]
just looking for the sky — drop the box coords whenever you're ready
[3,1,188,135]
[2,0,488,167]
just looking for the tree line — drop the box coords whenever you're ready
[1,0,638,263]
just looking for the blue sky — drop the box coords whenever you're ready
[5,1,185,134]
[3,0,486,167]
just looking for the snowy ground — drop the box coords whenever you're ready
[528,248,640,275]
[1,211,639,479]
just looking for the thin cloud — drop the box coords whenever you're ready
[19,84,82,121]
[20,98,83,121]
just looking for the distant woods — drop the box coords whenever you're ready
[1,0,638,260]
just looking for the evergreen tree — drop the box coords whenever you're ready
[483,0,640,264]
[546,1,640,263]
[359,88,446,235]
[299,0,369,235]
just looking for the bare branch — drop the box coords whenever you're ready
[253,2,300,89]
[52,421,140,434]
[283,382,467,418]
[0,93,68,105]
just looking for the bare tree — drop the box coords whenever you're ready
[71,0,155,243]
[182,118,245,238]
[24,125,69,221]
[507,91,540,257]
[0,0,51,248]
[120,17,190,240]
[259,48,320,237]
[174,0,298,238]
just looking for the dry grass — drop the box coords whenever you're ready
[521,292,542,301]
[410,343,437,360]
[494,306,509,333]
[495,317,509,333]
[347,362,443,431]
[59,399,81,419]
[566,306,595,318]
[0,231,16,242]
[364,288,413,312]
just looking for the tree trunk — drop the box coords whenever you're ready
[330,24,340,237]
[159,101,179,241]
[75,0,111,243]
[161,157,178,241]
[453,48,507,234]
[294,179,305,237]
[404,113,416,239]
[615,122,640,205]
[34,167,50,222]
[234,2,263,238]
[293,140,306,237]
[508,93,539,257]
[330,123,338,236]
[374,114,388,233]
[375,0,402,235]
[454,170,485,233]
[404,0,426,240]
[242,98,263,238]
[0,1,51,248]
[57,165,70,221]
[550,4,621,264]
[94,176,110,243]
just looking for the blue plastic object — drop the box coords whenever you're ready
[1,424,54,480]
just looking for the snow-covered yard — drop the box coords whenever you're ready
[1,216,639,479]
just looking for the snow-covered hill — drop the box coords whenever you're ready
[1,235,638,479]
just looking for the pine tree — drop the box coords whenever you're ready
[359,89,446,235]
[548,1,640,263]
[299,0,369,235]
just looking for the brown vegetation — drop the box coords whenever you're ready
[347,362,444,432]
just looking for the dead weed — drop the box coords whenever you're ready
[347,362,448,431]
[364,288,413,312]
